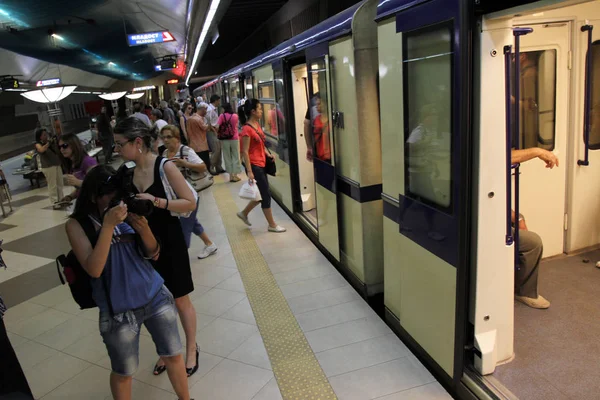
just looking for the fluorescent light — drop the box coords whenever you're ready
[51,34,63,40]
[73,91,92,94]
[132,85,155,92]
[5,88,27,92]
[126,93,145,99]
[185,0,221,85]
[98,91,127,100]
[21,86,77,103]
[108,61,116,66]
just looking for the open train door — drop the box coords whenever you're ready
[306,45,341,261]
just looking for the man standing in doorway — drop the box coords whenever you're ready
[206,94,225,175]
[511,147,559,309]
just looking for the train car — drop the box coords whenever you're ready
[198,0,600,398]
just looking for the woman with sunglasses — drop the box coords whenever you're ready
[112,117,201,378]
[161,125,218,259]
[58,133,98,203]
[65,165,192,400]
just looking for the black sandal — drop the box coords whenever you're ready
[186,344,200,377]
[153,363,166,376]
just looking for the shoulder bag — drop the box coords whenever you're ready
[179,146,214,192]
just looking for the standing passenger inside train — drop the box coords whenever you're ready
[511,147,559,309]
[186,103,211,171]
[112,118,201,377]
[207,95,225,175]
[218,103,242,182]
[65,165,192,400]
[236,99,286,233]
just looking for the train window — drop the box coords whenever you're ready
[518,50,556,151]
[403,23,453,210]
[589,41,600,150]
[309,58,332,163]
[230,78,240,110]
[273,70,287,142]
[259,82,278,139]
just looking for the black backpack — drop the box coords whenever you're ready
[56,216,113,315]
[217,114,234,140]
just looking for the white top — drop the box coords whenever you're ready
[206,103,219,127]
[162,145,204,170]
[155,119,168,147]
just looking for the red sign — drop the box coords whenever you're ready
[162,31,175,42]
[166,79,179,85]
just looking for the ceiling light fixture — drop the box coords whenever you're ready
[51,33,63,40]
[126,93,145,99]
[98,91,127,100]
[21,86,77,103]
[185,0,221,85]
[132,85,155,92]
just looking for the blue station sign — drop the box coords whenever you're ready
[127,31,175,47]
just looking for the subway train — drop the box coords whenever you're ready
[196,0,600,398]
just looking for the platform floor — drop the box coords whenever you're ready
[0,172,451,400]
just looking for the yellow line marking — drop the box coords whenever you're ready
[212,181,337,399]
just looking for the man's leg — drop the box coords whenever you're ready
[515,230,549,308]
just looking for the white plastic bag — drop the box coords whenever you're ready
[239,180,262,201]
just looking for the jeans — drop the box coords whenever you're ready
[99,286,182,376]
[222,139,242,175]
[180,198,204,248]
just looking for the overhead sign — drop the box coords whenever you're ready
[127,31,175,47]
[132,85,156,92]
[166,79,179,85]
[0,78,19,90]
[36,78,61,87]
[159,58,177,70]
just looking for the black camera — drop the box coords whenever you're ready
[108,161,154,216]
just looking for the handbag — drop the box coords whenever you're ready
[158,157,198,218]
[179,146,214,192]
[245,124,276,176]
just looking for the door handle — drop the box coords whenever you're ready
[578,24,594,166]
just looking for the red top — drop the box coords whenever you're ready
[313,115,331,161]
[240,123,266,168]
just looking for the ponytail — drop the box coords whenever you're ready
[238,105,248,125]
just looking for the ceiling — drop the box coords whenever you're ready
[0,0,189,81]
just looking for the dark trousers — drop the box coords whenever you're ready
[0,319,33,399]
[516,230,543,298]
[101,133,113,163]
[251,164,271,209]
[197,151,211,171]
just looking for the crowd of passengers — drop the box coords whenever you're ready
[25,94,286,400]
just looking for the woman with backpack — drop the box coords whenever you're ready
[65,165,192,400]
[161,124,218,260]
[217,103,242,182]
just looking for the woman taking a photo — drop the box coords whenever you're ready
[236,99,285,233]
[217,103,242,182]
[35,128,64,209]
[112,117,200,378]
[58,133,98,203]
[65,165,191,400]
[161,125,218,259]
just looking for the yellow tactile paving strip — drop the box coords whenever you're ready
[212,182,338,400]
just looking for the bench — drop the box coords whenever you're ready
[12,168,44,188]
[87,147,102,162]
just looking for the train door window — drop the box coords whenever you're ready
[273,69,287,143]
[519,50,557,150]
[258,81,278,139]
[589,41,600,149]
[245,76,255,99]
[403,23,453,210]
[308,59,332,163]
[230,78,240,110]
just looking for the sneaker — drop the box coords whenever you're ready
[237,211,251,226]
[515,295,550,309]
[268,225,286,233]
[197,244,218,259]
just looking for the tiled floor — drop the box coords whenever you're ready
[0,171,452,400]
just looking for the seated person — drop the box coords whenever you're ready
[511,147,558,309]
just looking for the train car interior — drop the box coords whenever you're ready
[472,1,600,399]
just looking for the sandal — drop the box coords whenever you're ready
[153,362,166,376]
[186,343,200,377]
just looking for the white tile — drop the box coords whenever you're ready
[252,378,283,400]
[280,274,348,299]
[7,331,28,347]
[41,365,111,400]
[104,379,177,400]
[221,298,257,326]
[329,358,435,400]
[296,300,373,332]
[26,351,92,399]
[13,340,59,371]
[190,265,238,288]
[134,351,223,392]
[191,288,246,317]
[189,359,273,400]
[228,333,272,370]
[306,316,391,353]
[264,249,328,266]
[52,298,87,315]
[215,272,246,293]
[287,286,361,315]
[2,301,47,325]
[0,251,55,276]
[316,334,410,377]
[29,285,73,308]
[273,262,337,286]
[95,333,165,375]
[197,318,258,358]
[377,382,452,400]
[63,331,108,364]
[7,308,73,339]
[34,315,97,350]
[188,284,212,301]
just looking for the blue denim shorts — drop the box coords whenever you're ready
[99,286,182,376]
